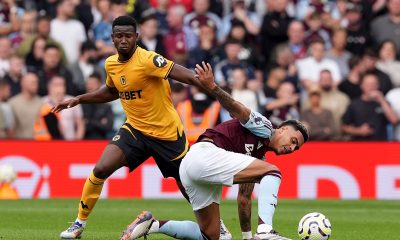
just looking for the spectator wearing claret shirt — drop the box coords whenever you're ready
[163,4,198,60]
[183,0,222,41]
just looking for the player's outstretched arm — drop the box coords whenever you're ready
[195,62,251,124]
[52,85,119,113]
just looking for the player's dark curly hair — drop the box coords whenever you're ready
[278,119,309,143]
[112,15,137,32]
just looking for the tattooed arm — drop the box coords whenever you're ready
[237,183,255,233]
[195,62,251,124]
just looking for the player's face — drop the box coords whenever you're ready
[272,126,305,155]
[112,25,138,54]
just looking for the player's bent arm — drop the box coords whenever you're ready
[77,85,119,104]
[52,85,119,113]
[237,183,255,233]
[168,64,215,94]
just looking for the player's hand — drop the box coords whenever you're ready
[51,98,80,113]
[195,61,217,91]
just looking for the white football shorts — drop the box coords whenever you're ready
[179,142,256,211]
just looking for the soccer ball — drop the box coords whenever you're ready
[0,164,17,183]
[298,212,331,240]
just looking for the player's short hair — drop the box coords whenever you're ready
[112,15,137,32]
[278,119,309,143]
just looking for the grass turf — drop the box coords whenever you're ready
[0,199,399,239]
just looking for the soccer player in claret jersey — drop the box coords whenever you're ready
[54,16,233,239]
[121,62,309,240]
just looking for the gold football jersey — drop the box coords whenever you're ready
[105,47,184,140]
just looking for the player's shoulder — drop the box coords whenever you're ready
[137,47,170,68]
[104,54,119,65]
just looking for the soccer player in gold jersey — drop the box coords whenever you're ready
[55,15,225,239]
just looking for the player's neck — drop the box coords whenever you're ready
[118,45,137,62]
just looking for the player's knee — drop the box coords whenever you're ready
[93,164,112,179]
[261,164,282,179]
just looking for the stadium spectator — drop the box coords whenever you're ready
[344,2,371,56]
[8,72,42,139]
[183,0,222,41]
[25,36,46,71]
[163,4,198,60]
[230,68,259,112]
[361,49,393,95]
[326,28,352,79]
[68,41,104,95]
[263,67,287,99]
[342,73,398,141]
[338,55,363,100]
[0,79,14,139]
[43,75,85,140]
[264,81,300,127]
[259,0,292,65]
[187,24,222,69]
[303,10,331,49]
[93,0,115,61]
[3,55,25,97]
[137,10,166,57]
[214,39,256,88]
[385,87,400,141]
[125,0,151,23]
[151,0,170,36]
[177,86,220,142]
[0,0,22,36]
[0,37,12,78]
[296,40,341,90]
[74,0,94,36]
[35,44,76,96]
[286,20,307,60]
[17,15,67,63]
[268,44,299,88]
[227,20,262,72]
[301,86,335,140]
[371,0,400,58]
[50,0,87,63]
[376,40,400,88]
[303,70,350,140]
[220,0,261,40]
[9,10,37,49]
[170,82,187,107]
[82,73,113,139]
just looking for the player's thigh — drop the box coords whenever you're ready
[147,130,188,180]
[94,128,149,178]
[181,142,255,186]
[194,202,220,240]
[233,159,279,184]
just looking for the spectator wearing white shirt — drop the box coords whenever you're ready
[296,40,341,91]
[50,0,87,64]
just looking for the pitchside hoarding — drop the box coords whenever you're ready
[0,141,399,199]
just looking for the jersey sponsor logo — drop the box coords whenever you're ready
[112,135,120,141]
[119,90,142,100]
[120,75,127,85]
[245,144,254,156]
[153,55,167,68]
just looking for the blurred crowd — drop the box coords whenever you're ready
[0,0,399,142]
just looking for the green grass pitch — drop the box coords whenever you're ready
[1,199,399,239]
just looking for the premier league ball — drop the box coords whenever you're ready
[298,212,332,240]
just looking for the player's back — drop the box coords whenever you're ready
[199,119,270,159]
[105,47,184,140]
